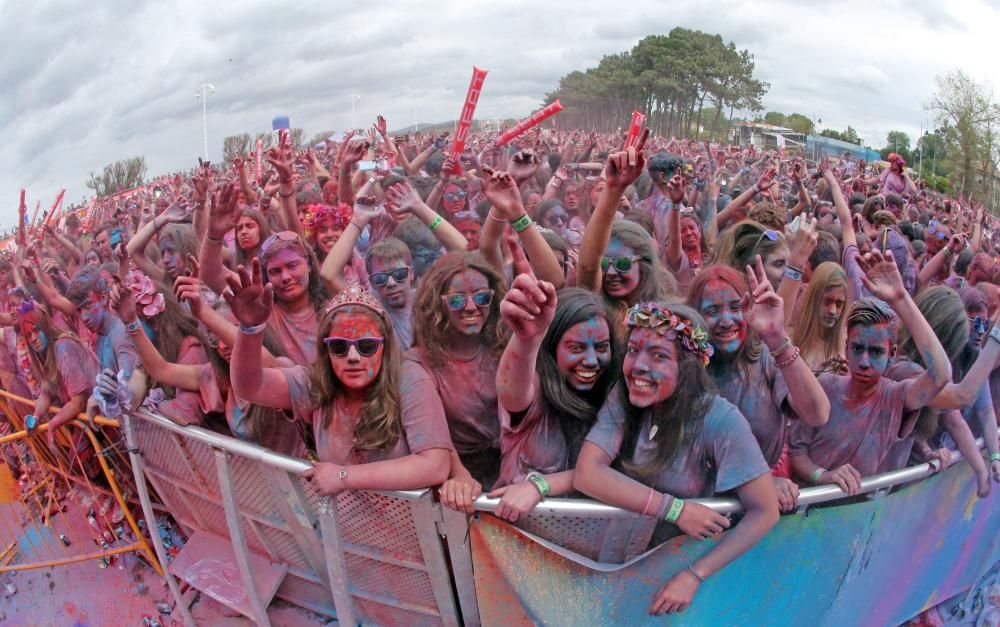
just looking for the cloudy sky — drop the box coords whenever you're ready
[5,0,1000,227]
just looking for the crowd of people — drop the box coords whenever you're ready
[2,118,1000,615]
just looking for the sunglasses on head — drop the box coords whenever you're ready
[969,316,989,334]
[324,336,384,357]
[368,267,411,287]
[442,289,494,311]
[601,255,640,273]
[751,229,781,253]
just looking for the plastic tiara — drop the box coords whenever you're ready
[323,285,386,319]
[625,302,714,366]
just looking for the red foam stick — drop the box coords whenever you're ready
[496,100,564,147]
[28,200,41,233]
[624,111,646,149]
[43,189,66,229]
[450,66,489,173]
[255,138,263,184]
[17,190,26,246]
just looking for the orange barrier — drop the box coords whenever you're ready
[0,389,160,576]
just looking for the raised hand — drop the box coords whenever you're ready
[374,115,388,137]
[221,258,273,327]
[500,237,557,340]
[266,146,294,183]
[507,150,541,182]
[173,275,204,319]
[160,199,191,224]
[440,156,458,182]
[383,181,425,216]
[208,183,240,240]
[755,168,776,193]
[785,214,818,265]
[351,195,384,225]
[743,255,786,346]
[666,173,686,205]
[604,128,649,191]
[856,249,906,304]
[340,141,367,171]
[480,166,524,220]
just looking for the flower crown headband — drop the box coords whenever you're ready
[625,302,714,366]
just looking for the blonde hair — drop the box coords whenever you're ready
[792,263,848,370]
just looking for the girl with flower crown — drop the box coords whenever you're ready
[687,261,830,512]
[573,297,779,616]
[227,262,452,494]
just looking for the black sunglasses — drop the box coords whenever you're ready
[323,337,384,357]
[369,267,410,287]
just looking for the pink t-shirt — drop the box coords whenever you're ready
[281,361,453,465]
[53,337,100,402]
[269,305,319,366]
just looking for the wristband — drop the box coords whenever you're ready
[811,468,827,484]
[205,234,224,244]
[487,211,507,223]
[526,472,550,498]
[124,319,142,335]
[665,497,685,524]
[428,215,444,231]
[989,326,1000,345]
[752,183,761,193]
[943,248,954,258]
[239,322,268,335]
[770,336,793,359]
[641,487,656,516]
[687,564,705,583]
[511,214,533,233]
[656,493,673,520]
[783,266,804,282]
[990,453,1000,463]
[278,188,295,198]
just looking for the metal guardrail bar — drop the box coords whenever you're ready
[132,409,981,518]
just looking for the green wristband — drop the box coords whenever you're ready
[511,214,532,233]
[989,453,1000,463]
[665,497,685,524]
[811,468,826,484]
[428,215,444,231]
[526,472,550,498]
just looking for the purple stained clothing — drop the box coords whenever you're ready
[789,373,915,478]
[404,347,501,483]
[53,337,100,402]
[385,301,414,352]
[281,360,453,465]
[879,359,925,472]
[159,336,210,427]
[879,169,907,195]
[708,349,791,468]
[842,243,872,302]
[194,362,306,458]
[587,383,769,498]
[269,305,319,366]
[497,377,576,488]
[96,314,139,378]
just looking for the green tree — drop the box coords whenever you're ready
[927,69,1000,194]
[763,111,787,127]
[85,157,147,197]
[784,113,814,135]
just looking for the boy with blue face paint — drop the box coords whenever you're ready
[790,250,953,496]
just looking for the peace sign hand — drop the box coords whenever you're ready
[743,255,786,348]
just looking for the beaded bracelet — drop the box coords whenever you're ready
[124,319,142,336]
[428,215,444,231]
[665,497,685,524]
[511,214,533,233]
[810,468,827,484]
[239,322,268,335]
[775,345,800,369]
[770,336,793,359]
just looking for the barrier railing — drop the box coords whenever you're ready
[0,383,986,625]
[0,390,159,583]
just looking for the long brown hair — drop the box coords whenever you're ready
[619,302,717,479]
[411,252,509,369]
[21,306,88,400]
[792,262,848,370]
[307,305,402,450]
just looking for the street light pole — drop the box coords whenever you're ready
[346,94,361,130]
[195,83,215,161]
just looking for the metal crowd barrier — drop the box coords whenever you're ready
[0,390,159,581]
[121,403,991,626]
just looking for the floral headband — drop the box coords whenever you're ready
[126,270,166,318]
[888,153,907,168]
[302,203,352,240]
[626,302,714,366]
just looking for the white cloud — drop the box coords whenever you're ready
[5,0,1000,225]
